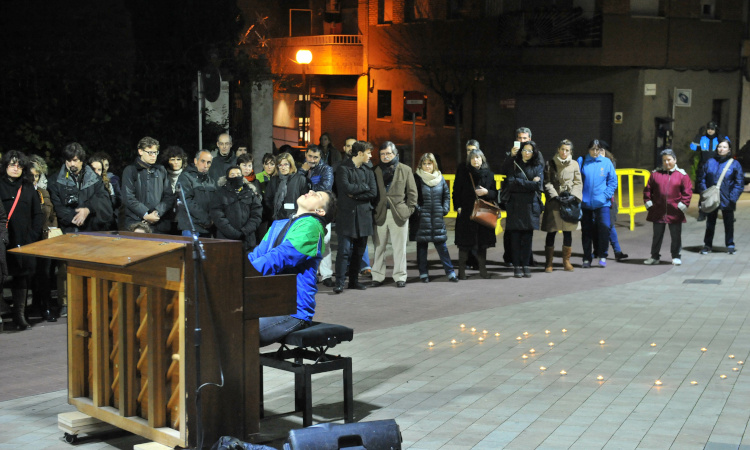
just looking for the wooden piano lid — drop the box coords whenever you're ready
[10,233,185,267]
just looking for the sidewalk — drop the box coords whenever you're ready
[1,195,749,449]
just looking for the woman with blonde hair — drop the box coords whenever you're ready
[541,139,582,272]
[263,152,310,221]
[411,153,457,282]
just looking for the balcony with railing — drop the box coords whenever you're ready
[271,35,363,76]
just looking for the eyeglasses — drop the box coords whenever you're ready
[521,149,533,154]
[143,150,159,156]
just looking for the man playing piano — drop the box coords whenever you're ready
[248,189,337,346]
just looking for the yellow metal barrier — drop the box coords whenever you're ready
[442,169,647,234]
[615,168,650,231]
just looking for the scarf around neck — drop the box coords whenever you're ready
[416,168,443,187]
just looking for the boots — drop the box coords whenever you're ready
[545,246,555,273]
[12,288,31,330]
[458,249,469,280]
[562,246,574,272]
[477,249,489,279]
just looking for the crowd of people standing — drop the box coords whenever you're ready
[1,123,744,332]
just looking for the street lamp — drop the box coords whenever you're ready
[296,50,312,145]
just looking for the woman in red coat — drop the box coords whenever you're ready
[643,149,693,266]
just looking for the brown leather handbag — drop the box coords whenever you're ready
[469,173,500,229]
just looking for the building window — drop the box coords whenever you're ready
[379,0,393,24]
[403,91,427,123]
[405,0,430,22]
[377,90,392,119]
[444,100,462,127]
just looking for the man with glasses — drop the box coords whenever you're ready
[176,150,217,237]
[208,133,237,182]
[121,136,175,232]
[371,141,418,288]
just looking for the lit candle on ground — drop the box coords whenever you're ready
[522,354,528,359]
[495,332,500,337]
[428,341,434,347]
[729,355,735,359]
[690,381,698,385]
[516,336,522,341]
[651,343,657,347]
[545,330,551,334]
[460,324,465,329]
[451,339,457,344]
[523,331,529,336]
[720,374,727,379]
[560,370,567,375]
[540,366,546,371]
[597,375,604,381]
[529,348,536,353]
[471,327,476,332]
[701,348,707,352]
[562,329,568,333]
[483,330,488,334]
[478,336,484,342]
[599,340,605,345]
[654,380,662,386]
[549,342,555,347]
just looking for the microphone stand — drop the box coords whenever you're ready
[176,181,207,449]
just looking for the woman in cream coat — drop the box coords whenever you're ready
[541,139,582,272]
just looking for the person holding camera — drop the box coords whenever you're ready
[49,142,114,233]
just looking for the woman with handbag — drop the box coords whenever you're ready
[0,151,43,330]
[503,141,545,278]
[643,149,692,265]
[452,148,497,279]
[697,138,743,254]
[412,153,458,283]
[541,139,582,272]
[578,139,617,268]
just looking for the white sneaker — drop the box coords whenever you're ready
[672,258,682,265]
[644,258,660,265]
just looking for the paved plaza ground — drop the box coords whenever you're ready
[1,194,749,449]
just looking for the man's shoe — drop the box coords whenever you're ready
[582,260,591,268]
[371,280,384,288]
[615,252,628,261]
[697,213,706,222]
[728,247,736,255]
[644,258,660,265]
[448,276,459,283]
[396,281,406,288]
[59,306,67,318]
[333,285,344,294]
[421,277,430,283]
[514,267,523,278]
[671,258,682,265]
[322,278,335,288]
[522,267,532,278]
[348,282,367,290]
[700,246,712,255]
[42,310,57,322]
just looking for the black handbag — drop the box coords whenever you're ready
[557,191,581,223]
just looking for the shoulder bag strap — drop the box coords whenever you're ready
[468,173,479,199]
[716,159,732,188]
[6,186,22,228]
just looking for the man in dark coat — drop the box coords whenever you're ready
[208,133,237,182]
[176,150,217,237]
[49,142,114,233]
[333,141,377,293]
[121,136,175,232]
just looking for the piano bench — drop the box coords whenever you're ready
[259,322,354,427]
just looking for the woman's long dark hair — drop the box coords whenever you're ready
[0,150,34,184]
[514,140,541,166]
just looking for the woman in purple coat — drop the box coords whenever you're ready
[643,149,692,265]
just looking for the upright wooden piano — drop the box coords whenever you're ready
[11,232,296,448]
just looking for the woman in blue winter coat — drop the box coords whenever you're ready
[578,139,617,268]
[411,153,458,283]
[697,138,744,254]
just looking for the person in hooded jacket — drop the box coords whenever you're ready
[0,151,43,330]
[541,139,582,272]
[453,148,496,279]
[412,153,457,283]
[643,149,692,265]
[121,136,175,233]
[49,142,113,233]
[211,166,263,253]
[697,138,744,255]
[503,141,545,278]
[264,152,310,222]
[577,139,617,268]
